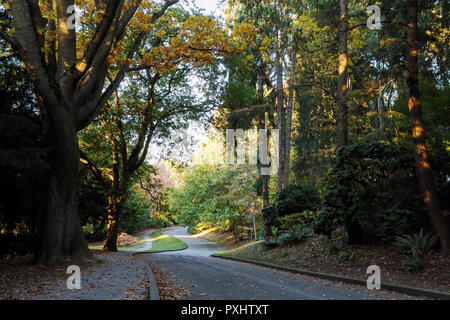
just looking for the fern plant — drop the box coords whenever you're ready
[394,229,437,256]
[403,249,427,272]
[263,237,280,249]
[263,226,280,249]
[338,250,359,262]
[394,229,437,272]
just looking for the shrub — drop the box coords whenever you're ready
[263,237,280,249]
[394,228,438,256]
[402,251,426,272]
[117,233,139,247]
[280,225,314,244]
[313,140,428,244]
[263,183,320,230]
[262,226,281,249]
[278,211,316,231]
[338,250,359,261]
[118,191,157,235]
[394,229,437,272]
[275,184,320,217]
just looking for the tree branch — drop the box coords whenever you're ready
[295,83,338,101]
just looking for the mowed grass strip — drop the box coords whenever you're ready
[89,236,146,251]
[88,231,187,253]
[145,231,187,253]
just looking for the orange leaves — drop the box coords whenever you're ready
[229,22,257,51]
[137,15,256,75]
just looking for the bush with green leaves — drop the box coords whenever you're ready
[338,250,359,262]
[394,229,438,272]
[279,225,314,244]
[263,183,320,230]
[278,211,316,231]
[167,164,261,240]
[263,226,281,249]
[118,190,159,235]
[313,139,428,244]
[276,184,320,216]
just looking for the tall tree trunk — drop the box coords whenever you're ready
[284,49,296,186]
[337,0,348,147]
[103,135,124,252]
[257,61,271,238]
[377,39,386,131]
[276,32,286,191]
[406,0,449,250]
[34,109,92,264]
[377,89,386,131]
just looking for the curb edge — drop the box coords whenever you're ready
[211,254,450,300]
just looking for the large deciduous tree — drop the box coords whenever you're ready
[0,0,179,264]
[80,11,255,252]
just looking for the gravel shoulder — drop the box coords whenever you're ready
[0,251,150,300]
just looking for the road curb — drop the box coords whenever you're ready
[145,263,161,300]
[130,251,160,300]
[211,254,450,300]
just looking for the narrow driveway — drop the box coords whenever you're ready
[134,231,153,253]
[144,227,417,300]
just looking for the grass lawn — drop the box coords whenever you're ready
[88,231,187,253]
[145,231,187,253]
[89,236,146,251]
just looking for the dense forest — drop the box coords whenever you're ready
[0,0,448,281]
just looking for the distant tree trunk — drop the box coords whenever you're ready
[284,49,296,186]
[257,61,271,238]
[257,62,270,208]
[377,40,386,131]
[337,0,348,147]
[377,90,386,131]
[406,0,449,250]
[276,32,286,191]
[103,135,125,252]
[231,220,241,242]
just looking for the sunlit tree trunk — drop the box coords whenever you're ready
[337,0,348,147]
[103,196,122,252]
[406,0,449,250]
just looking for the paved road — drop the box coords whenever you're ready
[134,230,153,252]
[145,227,417,300]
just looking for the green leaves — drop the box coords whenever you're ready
[394,229,438,272]
[167,164,260,234]
[313,139,428,243]
[394,228,438,257]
